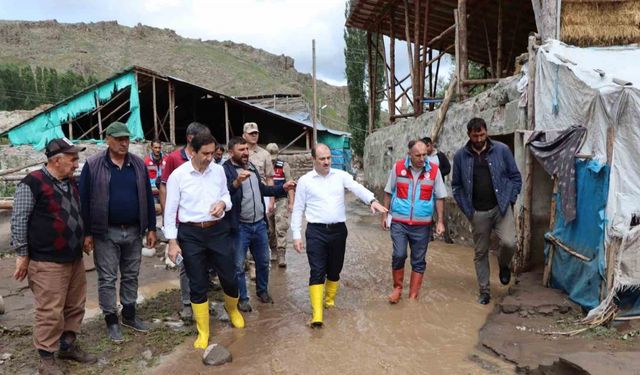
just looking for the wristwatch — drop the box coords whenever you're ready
[369,198,379,205]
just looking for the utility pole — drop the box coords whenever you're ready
[312,39,318,146]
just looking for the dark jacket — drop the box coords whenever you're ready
[80,149,155,237]
[222,159,286,230]
[436,151,451,179]
[451,139,522,220]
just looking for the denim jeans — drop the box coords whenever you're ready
[93,224,142,315]
[234,219,270,302]
[390,222,431,273]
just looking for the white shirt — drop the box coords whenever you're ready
[291,168,375,240]
[163,160,232,239]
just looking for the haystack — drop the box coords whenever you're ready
[561,0,640,46]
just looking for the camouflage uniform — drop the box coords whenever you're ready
[268,158,293,266]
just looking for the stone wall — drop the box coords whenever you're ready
[363,75,526,244]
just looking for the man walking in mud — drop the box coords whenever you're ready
[292,143,387,328]
[451,117,521,305]
[164,131,245,365]
[382,139,446,304]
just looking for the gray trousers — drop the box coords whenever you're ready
[93,225,143,315]
[472,206,516,294]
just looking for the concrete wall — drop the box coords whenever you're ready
[363,75,526,244]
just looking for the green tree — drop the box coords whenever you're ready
[344,0,368,157]
[0,64,98,110]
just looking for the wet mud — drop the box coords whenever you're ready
[147,195,514,374]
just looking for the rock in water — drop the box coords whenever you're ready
[202,343,232,366]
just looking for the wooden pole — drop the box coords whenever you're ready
[413,0,422,114]
[152,77,158,140]
[458,0,468,99]
[367,31,374,134]
[95,95,103,140]
[483,19,495,77]
[279,129,309,154]
[431,75,457,143]
[519,36,538,274]
[224,99,230,145]
[389,12,396,119]
[429,43,442,97]
[381,34,392,126]
[496,0,503,78]
[462,78,500,85]
[454,9,461,99]
[68,120,73,140]
[542,179,558,286]
[421,0,430,112]
[402,0,414,86]
[168,81,176,145]
[312,39,318,144]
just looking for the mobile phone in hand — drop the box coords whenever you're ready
[175,254,184,266]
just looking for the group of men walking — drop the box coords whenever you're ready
[11,116,521,372]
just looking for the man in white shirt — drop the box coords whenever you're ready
[292,144,387,328]
[164,132,244,365]
[382,140,446,304]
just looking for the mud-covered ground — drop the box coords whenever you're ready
[1,195,640,374]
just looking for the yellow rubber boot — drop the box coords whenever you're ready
[309,284,324,328]
[324,280,339,308]
[223,294,245,329]
[191,301,210,349]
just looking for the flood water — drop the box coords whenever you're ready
[147,195,511,374]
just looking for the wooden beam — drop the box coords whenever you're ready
[483,19,495,77]
[168,81,176,145]
[542,179,558,287]
[95,95,103,140]
[152,77,158,140]
[101,98,130,125]
[462,78,500,85]
[496,0,503,78]
[454,9,461,99]
[413,0,422,114]
[389,12,396,120]
[68,121,73,140]
[390,112,417,120]
[367,31,374,134]
[402,0,414,84]
[280,129,309,154]
[431,74,457,143]
[458,0,469,98]
[224,99,230,145]
[420,0,430,112]
[546,234,591,262]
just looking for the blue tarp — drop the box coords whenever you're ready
[546,159,609,311]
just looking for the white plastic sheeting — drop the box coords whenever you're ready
[534,40,640,318]
[535,40,640,239]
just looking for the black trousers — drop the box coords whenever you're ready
[305,222,348,285]
[177,220,238,303]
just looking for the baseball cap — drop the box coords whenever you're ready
[105,122,131,137]
[265,143,279,154]
[45,137,86,158]
[243,122,259,134]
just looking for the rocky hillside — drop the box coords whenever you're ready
[0,20,348,130]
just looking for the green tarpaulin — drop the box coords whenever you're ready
[7,71,143,149]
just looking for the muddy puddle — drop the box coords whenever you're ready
[147,195,512,374]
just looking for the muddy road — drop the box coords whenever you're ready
[147,195,513,374]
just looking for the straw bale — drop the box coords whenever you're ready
[561,1,640,46]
